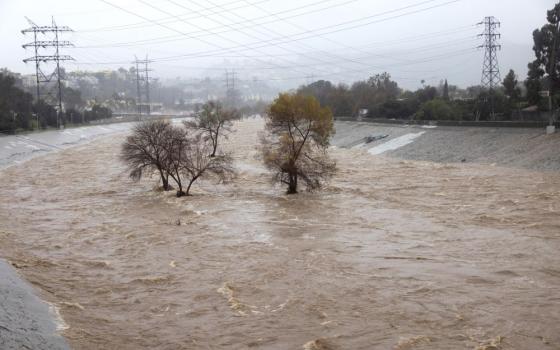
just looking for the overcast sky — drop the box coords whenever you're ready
[0,0,555,89]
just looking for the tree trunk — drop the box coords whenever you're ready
[176,182,185,197]
[210,139,218,157]
[287,172,298,194]
[159,168,170,191]
[174,172,185,197]
[185,176,199,196]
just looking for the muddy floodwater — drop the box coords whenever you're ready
[1,118,559,349]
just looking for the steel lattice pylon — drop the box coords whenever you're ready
[478,16,501,90]
[22,17,74,129]
[133,56,153,118]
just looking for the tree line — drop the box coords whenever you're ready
[0,71,112,134]
[296,72,542,122]
[297,3,560,122]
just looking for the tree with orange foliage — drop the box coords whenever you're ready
[261,93,336,194]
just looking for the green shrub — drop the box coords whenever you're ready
[415,99,456,121]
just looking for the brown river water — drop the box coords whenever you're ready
[1,118,559,349]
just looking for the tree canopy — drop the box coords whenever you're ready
[0,73,34,133]
[185,101,238,157]
[261,93,336,194]
[121,119,235,197]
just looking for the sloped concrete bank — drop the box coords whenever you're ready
[333,121,560,171]
[0,260,68,350]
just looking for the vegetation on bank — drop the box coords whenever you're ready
[296,70,544,122]
[297,3,560,122]
[0,72,111,134]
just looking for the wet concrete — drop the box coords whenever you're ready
[0,119,189,170]
[333,121,560,171]
[0,259,68,350]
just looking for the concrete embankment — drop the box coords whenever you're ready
[333,121,560,171]
[0,260,68,350]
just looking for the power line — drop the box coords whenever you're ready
[236,0,410,65]
[22,17,74,129]
[72,25,476,66]
[55,0,471,88]
[75,0,360,49]
[106,0,329,77]
[80,0,272,32]
[196,47,478,83]
[75,0,464,71]
[72,35,478,77]
[87,0,459,51]
[158,0,372,75]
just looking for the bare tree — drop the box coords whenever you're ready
[163,126,189,196]
[120,120,173,190]
[261,93,336,194]
[185,101,238,157]
[177,133,235,196]
[122,119,235,197]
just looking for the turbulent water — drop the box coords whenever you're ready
[1,118,559,349]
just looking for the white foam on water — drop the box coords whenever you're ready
[421,125,438,129]
[47,302,69,331]
[367,132,425,155]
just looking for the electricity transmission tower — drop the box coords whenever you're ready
[134,56,152,117]
[22,17,74,129]
[478,16,501,119]
[224,69,237,106]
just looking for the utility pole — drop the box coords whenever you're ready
[225,69,230,95]
[224,69,237,107]
[22,17,73,129]
[478,16,501,120]
[548,16,560,126]
[135,57,142,118]
[133,56,153,118]
[145,56,151,116]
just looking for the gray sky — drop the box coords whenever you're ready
[0,0,555,89]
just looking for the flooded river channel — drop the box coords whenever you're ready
[1,119,559,349]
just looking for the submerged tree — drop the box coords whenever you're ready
[185,101,238,157]
[164,125,190,196]
[121,119,235,197]
[178,133,235,196]
[261,93,336,194]
[120,119,173,190]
